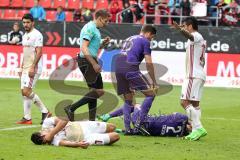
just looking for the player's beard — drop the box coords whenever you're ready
[24,27,30,32]
[24,26,33,32]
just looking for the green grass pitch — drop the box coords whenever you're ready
[0,79,240,160]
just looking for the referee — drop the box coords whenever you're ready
[65,9,111,121]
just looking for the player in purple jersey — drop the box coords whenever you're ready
[98,105,191,137]
[114,25,158,135]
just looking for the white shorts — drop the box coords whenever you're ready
[79,121,110,145]
[180,78,205,101]
[21,73,40,89]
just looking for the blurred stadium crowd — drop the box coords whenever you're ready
[0,0,239,26]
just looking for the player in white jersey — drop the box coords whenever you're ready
[172,17,207,141]
[30,116,120,148]
[16,14,51,125]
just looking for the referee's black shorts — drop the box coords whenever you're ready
[77,55,103,89]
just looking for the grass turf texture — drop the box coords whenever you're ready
[0,79,240,160]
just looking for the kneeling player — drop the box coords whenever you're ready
[99,105,191,137]
[31,116,120,148]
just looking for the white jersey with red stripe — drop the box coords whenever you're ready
[22,28,43,74]
[185,31,206,81]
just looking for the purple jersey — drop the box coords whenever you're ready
[114,35,152,95]
[132,108,188,137]
[121,35,151,65]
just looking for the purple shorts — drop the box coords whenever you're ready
[115,54,151,95]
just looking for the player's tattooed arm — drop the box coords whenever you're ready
[172,21,194,41]
[179,28,194,41]
[33,47,42,66]
[145,55,157,87]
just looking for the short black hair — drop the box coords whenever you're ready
[183,16,198,31]
[141,25,157,35]
[31,132,44,145]
[22,13,34,22]
[13,22,19,26]
[95,9,111,19]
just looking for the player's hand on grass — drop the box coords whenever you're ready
[29,65,35,78]
[93,64,102,73]
[78,141,89,149]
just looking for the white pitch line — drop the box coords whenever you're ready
[203,117,240,121]
[0,125,40,131]
[1,117,240,131]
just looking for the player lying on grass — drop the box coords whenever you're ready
[31,116,120,148]
[99,104,192,137]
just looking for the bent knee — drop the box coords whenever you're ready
[180,100,185,107]
[96,89,104,97]
[22,89,32,97]
[109,132,120,144]
[180,100,191,109]
[106,123,116,132]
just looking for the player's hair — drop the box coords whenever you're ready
[182,121,191,136]
[13,22,19,26]
[141,25,157,35]
[95,9,111,19]
[183,16,198,31]
[22,13,34,22]
[31,132,44,145]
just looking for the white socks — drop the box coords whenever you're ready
[30,93,48,113]
[185,104,203,131]
[22,92,48,119]
[194,106,202,130]
[23,96,32,120]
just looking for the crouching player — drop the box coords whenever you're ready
[31,116,120,148]
[99,105,191,137]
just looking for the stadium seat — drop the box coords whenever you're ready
[46,11,56,21]
[129,0,137,5]
[39,0,52,9]
[0,10,2,19]
[82,0,94,10]
[53,0,66,8]
[11,0,24,8]
[117,0,123,10]
[96,0,109,9]
[16,10,29,19]
[111,0,123,10]
[2,9,17,20]
[142,0,149,12]
[0,0,10,7]
[65,11,73,21]
[25,0,35,8]
[68,0,80,9]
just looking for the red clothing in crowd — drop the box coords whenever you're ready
[110,2,122,22]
